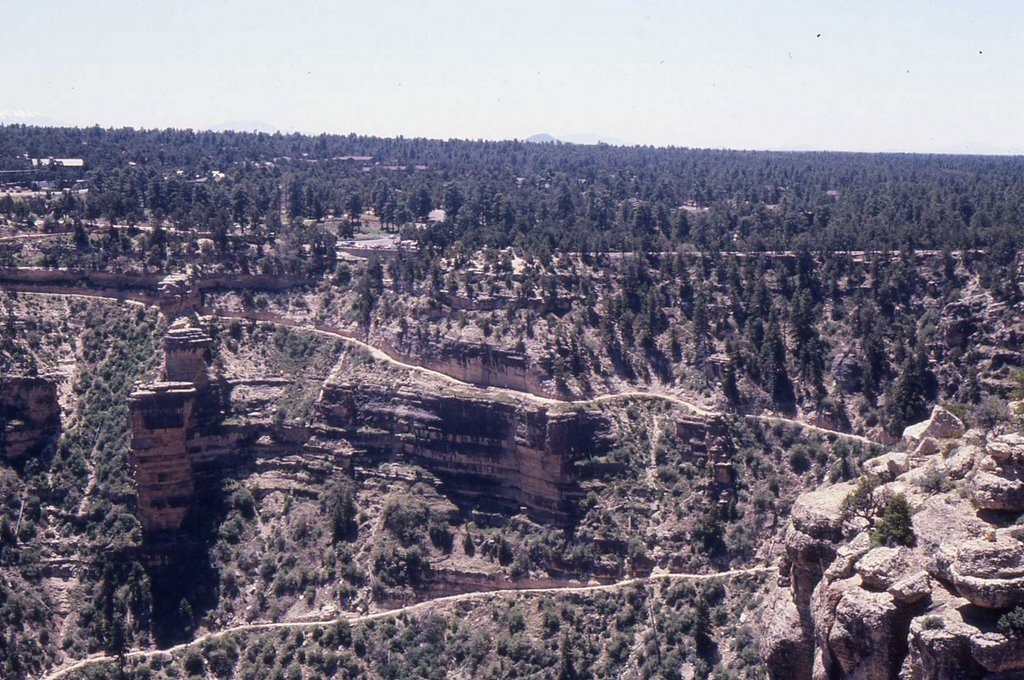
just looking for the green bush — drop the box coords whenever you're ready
[999,606,1024,637]
[873,494,916,547]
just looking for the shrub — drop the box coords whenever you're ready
[182,649,205,676]
[972,396,1009,429]
[915,464,950,494]
[788,448,811,473]
[999,606,1024,637]
[428,518,453,553]
[231,487,256,520]
[381,496,428,544]
[327,482,358,543]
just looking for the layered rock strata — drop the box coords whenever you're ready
[130,317,214,532]
[129,382,197,532]
[131,316,351,532]
[317,379,616,524]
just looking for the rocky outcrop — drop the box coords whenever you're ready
[163,317,212,386]
[762,483,850,678]
[812,577,906,680]
[0,375,60,459]
[934,535,1024,610]
[317,379,616,524]
[157,270,200,317]
[763,423,1024,680]
[374,332,560,399]
[971,432,1024,511]
[129,382,197,532]
[832,350,864,393]
[131,316,213,533]
[131,314,352,532]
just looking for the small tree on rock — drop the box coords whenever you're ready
[873,493,916,547]
[840,475,882,530]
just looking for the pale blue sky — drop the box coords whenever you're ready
[1,1,1021,153]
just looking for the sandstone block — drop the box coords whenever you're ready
[888,570,931,605]
[972,470,1024,512]
[969,633,1024,673]
[913,437,940,457]
[855,547,913,590]
[943,444,980,480]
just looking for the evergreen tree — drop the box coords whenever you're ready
[873,494,916,547]
[885,347,931,434]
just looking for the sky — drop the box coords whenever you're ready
[1,0,1022,153]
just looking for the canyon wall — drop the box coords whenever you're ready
[0,375,60,460]
[316,379,614,524]
[761,410,1024,680]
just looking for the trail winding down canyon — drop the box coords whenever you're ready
[0,284,877,447]
[39,566,774,680]
[2,282,872,678]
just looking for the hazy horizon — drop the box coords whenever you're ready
[3,1,1023,155]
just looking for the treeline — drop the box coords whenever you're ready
[3,125,1024,256]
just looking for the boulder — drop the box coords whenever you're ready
[942,444,980,481]
[972,470,1024,512]
[903,406,965,445]
[824,532,874,582]
[969,633,1024,673]
[855,547,914,591]
[863,452,910,482]
[934,535,1024,609]
[913,437,941,457]
[962,428,988,446]
[888,570,931,605]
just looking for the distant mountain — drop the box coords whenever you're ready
[526,132,627,146]
[526,133,560,144]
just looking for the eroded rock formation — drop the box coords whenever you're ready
[130,316,212,532]
[129,381,197,532]
[762,412,1024,679]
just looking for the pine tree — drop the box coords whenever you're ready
[873,494,916,547]
[885,347,931,434]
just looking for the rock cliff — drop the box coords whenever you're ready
[762,413,1024,679]
[317,378,615,524]
[0,375,60,460]
[129,381,198,532]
